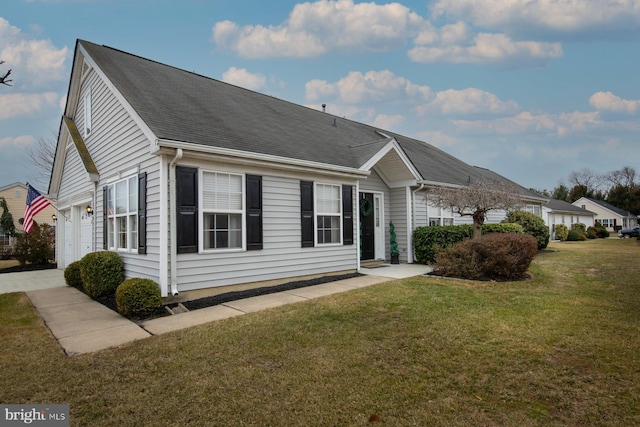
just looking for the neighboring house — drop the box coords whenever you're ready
[0,182,56,249]
[543,199,596,240]
[572,197,638,232]
[50,40,546,297]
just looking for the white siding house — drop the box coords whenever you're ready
[543,199,596,240]
[572,197,638,232]
[50,40,546,297]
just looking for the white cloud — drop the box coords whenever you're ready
[221,67,267,91]
[0,135,36,147]
[0,92,59,119]
[0,18,68,87]
[589,91,639,114]
[305,70,432,104]
[430,0,640,40]
[213,0,425,59]
[418,87,519,115]
[409,32,562,66]
[372,114,405,130]
[307,70,516,117]
[451,111,602,136]
[416,130,460,148]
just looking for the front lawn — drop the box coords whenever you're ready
[1,239,639,426]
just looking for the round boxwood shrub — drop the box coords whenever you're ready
[116,278,162,317]
[64,260,83,288]
[506,210,550,250]
[80,251,124,299]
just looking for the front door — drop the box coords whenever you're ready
[360,193,375,260]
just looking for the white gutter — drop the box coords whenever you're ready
[156,139,369,179]
[169,148,183,296]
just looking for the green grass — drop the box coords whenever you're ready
[1,239,639,426]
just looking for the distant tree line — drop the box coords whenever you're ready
[534,167,640,214]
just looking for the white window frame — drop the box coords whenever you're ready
[106,175,138,252]
[315,182,342,246]
[199,170,246,253]
[84,92,92,137]
[526,204,542,217]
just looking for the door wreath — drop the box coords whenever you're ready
[360,197,372,217]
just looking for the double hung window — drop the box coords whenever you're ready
[315,183,341,245]
[202,171,243,250]
[106,175,138,251]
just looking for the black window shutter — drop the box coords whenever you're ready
[102,186,108,250]
[300,181,314,247]
[342,185,353,245]
[246,174,263,250]
[176,166,198,253]
[138,172,147,254]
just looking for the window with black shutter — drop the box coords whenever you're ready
[342,185,353,245]
[300,181,314,247]
[102,186,108,250]
[246,175,263,250]
[176,166,198,253]
[138,171,147,254]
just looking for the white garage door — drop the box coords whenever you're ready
[80,211,93,258]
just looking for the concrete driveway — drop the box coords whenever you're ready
[0,269,66,294]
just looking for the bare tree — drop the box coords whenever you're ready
[430,179,524,239]
[568,168,603,192]
[0,60,12,86]
[24,132,57,188]
[603,166,636,189]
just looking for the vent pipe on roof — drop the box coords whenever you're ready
[322,103,326,113]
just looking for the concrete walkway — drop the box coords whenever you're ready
[10,264,431,356]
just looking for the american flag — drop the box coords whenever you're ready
[23,184,51,233]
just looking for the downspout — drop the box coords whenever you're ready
[93,182,98,252]
[410,184,425,264]
[169,148,183,296]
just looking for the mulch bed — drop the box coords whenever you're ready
[75,272,363,322]
[0,263,57,274]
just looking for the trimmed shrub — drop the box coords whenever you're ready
[413,223,523,264]
[433,233,538,281]
[566,230,586,241]
[64,261,83,288]
[586,230,597,239]
[116,278,162,317]
[572,223,586,234]
[593,222,610,238]
[80,251,124,299]
[483,223,524,234]
[554,224,569,241]
[506,210,550,250]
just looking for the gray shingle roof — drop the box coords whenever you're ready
[583,197,637,217]
[546,199,595,215]
[79,40,541,198]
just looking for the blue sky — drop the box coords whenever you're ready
[1,0,639,192]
